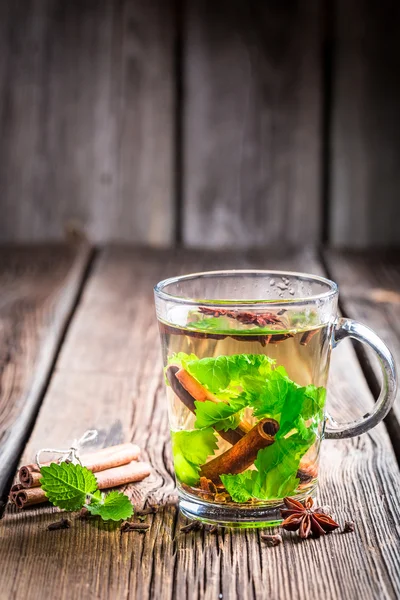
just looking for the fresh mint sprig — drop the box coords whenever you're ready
[40,462,133,521]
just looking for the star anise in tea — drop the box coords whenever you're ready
[280,496,339,539]
[198,307,283,327]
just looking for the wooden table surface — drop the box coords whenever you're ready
[0,244,399,600]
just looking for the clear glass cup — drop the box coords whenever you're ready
[154,271,397,527]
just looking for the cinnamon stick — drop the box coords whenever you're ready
[166,366,248,445]
[94,461,151,489]
[175,369,220,403]
[200,418,279,484]
[19,442,141,488]
[14,486,48,509]
[13,461,151,509]
[9,484,24,503]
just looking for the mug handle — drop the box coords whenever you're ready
[325,318,397,439]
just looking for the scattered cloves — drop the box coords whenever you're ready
[120,521,150,533]
[136,505,159,517]
[78,507,90,520]
[203,523,219,534]
[180,520,202,533]
[261,533,283,546]
[47,518,71,531]
[343,520,355,533]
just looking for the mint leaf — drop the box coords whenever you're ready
[184,353,275,397]
[302,385,326,419]
[194,396,248,431]
[171,428,218,486]
[250,366,291,417]
[220,471,254,503]
[167,352,198,369]
[220,431,315,502]
[277,384,326,438]
[40,462,98,511]
[252,434,312,498]
[87,490,133,521]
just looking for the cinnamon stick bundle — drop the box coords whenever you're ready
[13,461,151,509]
[200,418,279,484]
[19,442,141,488]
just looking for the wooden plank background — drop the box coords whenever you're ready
[182,0,322,247]
[0,247,399,599]
[0,0,175,245]
[329,0,400,246]
[0,0,399,247]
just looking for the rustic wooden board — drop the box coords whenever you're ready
[325,249,400,445]
[1,248,399,599]
[0,243,92,514]
[182,0,322,248]
[329,0,400,246]
[0,0,174,244]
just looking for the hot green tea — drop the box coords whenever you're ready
[159,308,332,509]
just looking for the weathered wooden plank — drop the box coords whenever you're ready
[0,0,174,244]
[1,248,399,599]
[0,243,92,514]
[183,0,322,248]
[330,0,400,246]
[325,249,400,447]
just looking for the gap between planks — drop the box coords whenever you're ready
[0,244,95,516]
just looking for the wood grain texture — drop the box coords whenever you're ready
[183,0,322,248]
[325,249,400,442]
[0,243,91,513]
[0,247,399,599]
[0,0,174,244]
[330,0,400,247]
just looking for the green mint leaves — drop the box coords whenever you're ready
[40,462,133,521]
[171,429,218,486]
[40,462,98,511]
[194,396,247,431]
[169,352,326,502]
[221,432,315,502]
[184,353,275,396]
[87,490,134,521]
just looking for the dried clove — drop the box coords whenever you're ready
[136,505,159,518]
[180,520,202,533]
[260,533,283,546]
[203,523,219,534]
[342,521,355,533]
[120,521,150,533]
[47,518,71,531]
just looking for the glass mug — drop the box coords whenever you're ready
[154,271,397,526]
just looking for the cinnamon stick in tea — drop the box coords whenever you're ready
[19,442,141,488]
[166,366,248,444]
[175,368,251,434]
[13,461,151,509]
[200,418,279,484]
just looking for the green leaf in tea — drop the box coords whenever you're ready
[221,431,315,502]
[220,471,254,503]
[194,396,248,431]
[171,428,218,486]
[184,353,275,395]
[40,462,98,511]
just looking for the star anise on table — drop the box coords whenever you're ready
[280,496,340,539]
